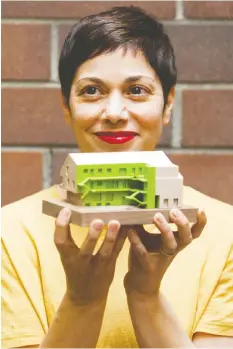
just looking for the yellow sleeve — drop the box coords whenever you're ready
[1,205,47,348]
[194,246,233,336]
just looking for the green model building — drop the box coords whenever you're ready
[60,151,183,209]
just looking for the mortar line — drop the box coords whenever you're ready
[178,84,233,90]
[43,148,52,188]
[50,22,59,82]
[176,0,184,20]
[2,82,60,88]
[172,87,182,148]
[2,146,233,155]
[164,149,233,155]
[2,82,233,89]
[1,146,52,152]
[2,18,233,25]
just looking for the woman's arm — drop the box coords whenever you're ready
[39,207,127,348]
[124,208,207,348]
[39,293,107,348]
[126,290,194,348]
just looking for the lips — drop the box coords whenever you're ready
[94,131,138,144]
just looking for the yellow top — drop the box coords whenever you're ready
[2,186,233,348]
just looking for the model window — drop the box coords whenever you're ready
[164,198,169,207]
[119,168,126,175]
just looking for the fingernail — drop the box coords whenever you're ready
[171,208,180,218]
[109,220,121,231]
[200,209,206,219]
[57,208,71,225]
[61,208,71,218]
[155,213,163,223]
[93,221,104,231]
[201,209,206,216]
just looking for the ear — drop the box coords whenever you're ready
[61,93,72,125]
[163,86,176,126]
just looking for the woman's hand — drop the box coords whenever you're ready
[124,208,207,296]
[54,207,127,305]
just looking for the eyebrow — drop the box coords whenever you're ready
[76,75,156,85]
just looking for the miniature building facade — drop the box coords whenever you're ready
[60,151,183,209]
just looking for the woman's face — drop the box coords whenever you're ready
[64,48,174,152]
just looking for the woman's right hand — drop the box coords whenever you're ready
[54,207,127,305]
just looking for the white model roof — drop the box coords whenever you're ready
[63,151,180,177]
[68,151,173,166]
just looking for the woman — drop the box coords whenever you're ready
[2,6,233,348]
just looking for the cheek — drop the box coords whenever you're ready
[129,99,164,129]
[70,101,103,129]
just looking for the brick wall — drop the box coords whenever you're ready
[2,1,233,207]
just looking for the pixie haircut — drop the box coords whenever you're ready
[59,6,177,108]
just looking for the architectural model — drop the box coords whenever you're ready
[42,151,197,226]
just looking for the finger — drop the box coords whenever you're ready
[98,220,121,259]
[153,213,177,256]
[191,209,207,239]
[170,209,192,247]
[128,229,149,267]
[113,225,128,257]
[54,208,77,255]
[79,219,105,258]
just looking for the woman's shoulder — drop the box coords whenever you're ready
[2,186,88,254]
[2,186,62,246]
[2,185,59,215]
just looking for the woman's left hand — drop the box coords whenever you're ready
[124,208,207,296]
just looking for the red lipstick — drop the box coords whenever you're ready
[95,131,138,144]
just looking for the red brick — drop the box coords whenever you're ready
[1,151,43,206]
[166,25,233,82]
[182,90,233,147]
[2,24,50,81]
[159,122,172,147]
[2,87,171,146]
[168,153,233,206]
[2,1,175,19]
[2,88,74,145]
[184,1,233,19]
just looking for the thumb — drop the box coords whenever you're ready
[54,208,76,255]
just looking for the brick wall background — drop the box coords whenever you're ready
[2,1,233,207]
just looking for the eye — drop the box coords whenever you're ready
[78,86,102,98]
[80,86,101,96]
[128,85,149,96]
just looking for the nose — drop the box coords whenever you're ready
[101,93,129,124]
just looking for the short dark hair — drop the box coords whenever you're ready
[58,6,177,108]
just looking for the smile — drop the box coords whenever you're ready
[94,132,138,144]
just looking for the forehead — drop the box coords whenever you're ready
[75,48,157,82]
